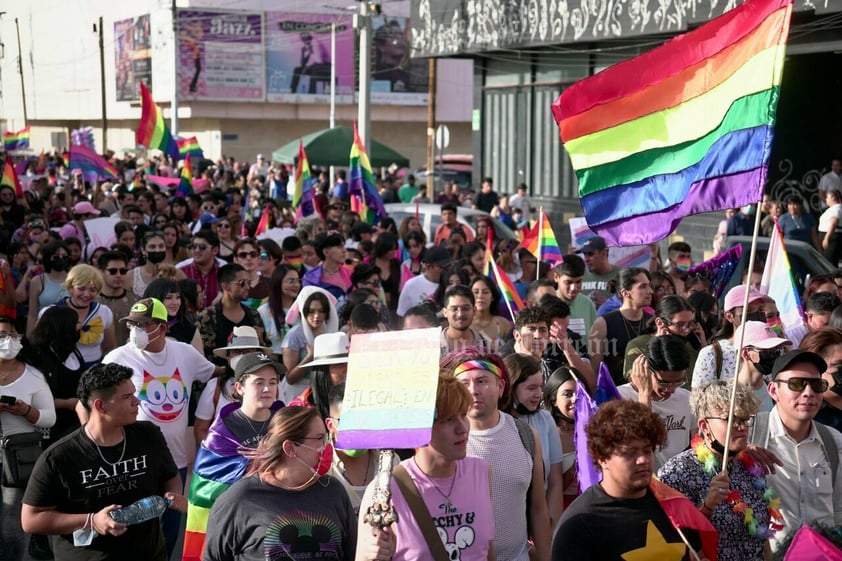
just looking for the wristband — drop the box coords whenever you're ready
[24,404,32,417]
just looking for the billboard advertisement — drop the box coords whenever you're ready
[177,10,265,101]
[114,14,152,101]
[265,13,355,103]
[369,15,428,105]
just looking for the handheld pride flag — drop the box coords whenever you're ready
[176,154,194,197]
[349,123,387,224]
[3,127,31,151]
[531,209,564,277]
[760,218,807,345]
[176,136,204,160]
[69,145,118,179]
[292,140,318,216]
[1,158,24,196]
[552,0,793,246]
[488,254,525,321]
[136,82,179,160]
[575,363,622,491]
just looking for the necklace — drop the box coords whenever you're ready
[237,408,269,441]
[692,435,783,538]
[415,458,458,511]
[620,312,644,341]
[86,426,127,467]
[68,298,90,310]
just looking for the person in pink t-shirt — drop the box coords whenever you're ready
[356,375,495,561]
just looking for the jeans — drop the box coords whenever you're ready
[161,466,187,559]
[0,485,25,561]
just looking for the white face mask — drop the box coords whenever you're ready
[0,337,22,360]
[129,325,160,351]
[229,354,243,371]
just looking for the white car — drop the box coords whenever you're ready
[384,203,516,243]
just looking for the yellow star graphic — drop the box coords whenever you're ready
[620,520,686,561]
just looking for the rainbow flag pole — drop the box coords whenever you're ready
[537,208,544,281]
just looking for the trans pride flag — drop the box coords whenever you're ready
[136,82,179,160]
[3,127,30,151]
[552,0,792,246]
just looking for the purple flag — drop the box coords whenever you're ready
[594,362,622,405]
[574,379,601,491]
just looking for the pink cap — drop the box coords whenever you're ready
[73,201,101,216]
[723,284,763,311]
[734,321,790,350]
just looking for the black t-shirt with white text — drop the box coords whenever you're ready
[24,422,178,561]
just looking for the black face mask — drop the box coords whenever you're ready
[752,348,785,376]
[146,251,166,264]
[51,256,70,271]
[514,402,535,416]
[830,366,842,396]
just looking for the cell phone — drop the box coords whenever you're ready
[0,395,16,406]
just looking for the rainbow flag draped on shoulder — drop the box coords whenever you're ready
[137,82,179,160]
[552,0,793,246]
[183,402,283,561]
[3,127,30,151]
[348,124,387,225]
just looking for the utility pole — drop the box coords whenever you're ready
[97,16,108,152]
[355,2,372,154]
[14,18,27,123]
[329,22,336,190]
[171,0,179,136]
[426,58,435,197]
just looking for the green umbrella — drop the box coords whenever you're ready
[271,125,410,168]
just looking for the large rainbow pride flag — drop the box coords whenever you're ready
[552,0,792,246]
[136,82,180,160]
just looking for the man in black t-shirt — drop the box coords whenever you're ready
[22,363,185,561]
[552,400,716,561]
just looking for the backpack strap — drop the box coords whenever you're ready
[815,423,838,487]
[712,340,723,380]
[391,465,450,561]
[514,417,535,457]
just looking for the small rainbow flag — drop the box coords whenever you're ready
[293,140,317,218]
[61,152,70,168]
[1,158,24,196]
[524,210,563,266]
[3,127,31,151]
[552,0,792,246]
[176,136,204,160]
[176,154,194,197]
[482,227,494,276]
[348,123,387,224]
[254,204,272,236]
[136,82,179,159]
[488,253,525,320]
[69,145,118,179]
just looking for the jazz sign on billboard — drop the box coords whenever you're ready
[177,10,265,101]
[114,14,152,101]
[265,13,355,103]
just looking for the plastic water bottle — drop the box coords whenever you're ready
[109,495,171,525]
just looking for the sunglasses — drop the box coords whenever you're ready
[237,251,258,259]
[259,252,270,261]
[773,377,829,393]
[191,244,209,251]
[231,279,250,288]
[105,268,129,275]
[218,223,231,229]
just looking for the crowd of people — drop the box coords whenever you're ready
[0,150,841,560]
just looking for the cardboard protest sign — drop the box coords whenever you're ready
[336,327,440,450]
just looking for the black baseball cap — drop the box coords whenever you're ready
[770,350,827,379]
[576,236,607,253]
[234,351,286,381]
[422,246,453,267]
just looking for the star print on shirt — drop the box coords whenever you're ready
[621,520,686,561]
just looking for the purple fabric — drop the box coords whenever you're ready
[592,166,767,246]
[685,245,743,299]
[594,362,622,405]
[783,525,842,561]
[336,427,432,450]
[574,379,601,491]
